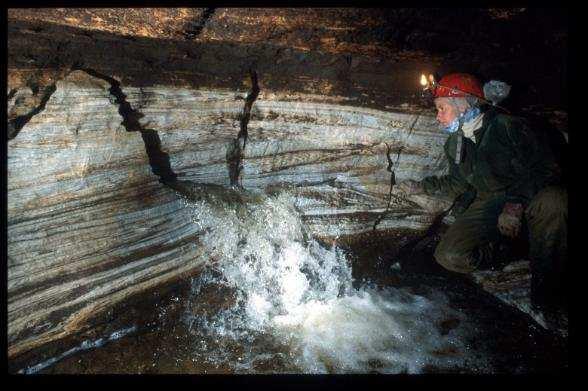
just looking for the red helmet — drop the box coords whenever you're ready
[432,73,484,99]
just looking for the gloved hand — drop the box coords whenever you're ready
[497,202,523,238]
[393,179,424,197]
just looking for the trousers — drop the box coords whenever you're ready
[433,186,567,287]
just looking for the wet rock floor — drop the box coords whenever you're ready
[13,228,568,374]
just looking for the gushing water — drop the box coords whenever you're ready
[181,186,489,373]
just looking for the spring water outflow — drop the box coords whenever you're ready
[180,186,490,373]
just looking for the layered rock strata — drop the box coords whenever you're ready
[8,71,203,357]
[8,7,567,362]
[7,70,449,358]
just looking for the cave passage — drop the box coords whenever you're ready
[7,7,567,375]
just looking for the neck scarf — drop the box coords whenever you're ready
[442,106,482,134]
[462,112,485,141]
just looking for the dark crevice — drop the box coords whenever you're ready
[74,67,143,132]
[372,114,421,231]
[227,69,260,187]
[73,67,177,184]
[7,88,18,101]
[182,8,216,40]
[8,85,57,140]
[30,84,40,95]
[239,69,260,149]
[372,143,397,231]
[139,130,177,184]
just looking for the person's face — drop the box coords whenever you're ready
[434,98,459,127]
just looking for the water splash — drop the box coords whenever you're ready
[181,187,489,373]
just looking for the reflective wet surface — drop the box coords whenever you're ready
[15,190,567,374]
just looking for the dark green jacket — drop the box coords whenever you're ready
[422,108,561,208]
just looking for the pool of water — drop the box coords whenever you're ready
[17,188,567,374]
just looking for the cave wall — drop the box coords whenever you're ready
[7,68,448,359]
[6,8,567,359]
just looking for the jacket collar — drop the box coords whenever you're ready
[474,107,499,141]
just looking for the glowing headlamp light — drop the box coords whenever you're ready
[420,73,436,90]
[419,73,436,100]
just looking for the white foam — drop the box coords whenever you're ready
[182,189,489,373]
[272,288,470,373]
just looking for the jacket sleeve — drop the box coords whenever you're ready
[490,115,561,206]
[421,133,474,198]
